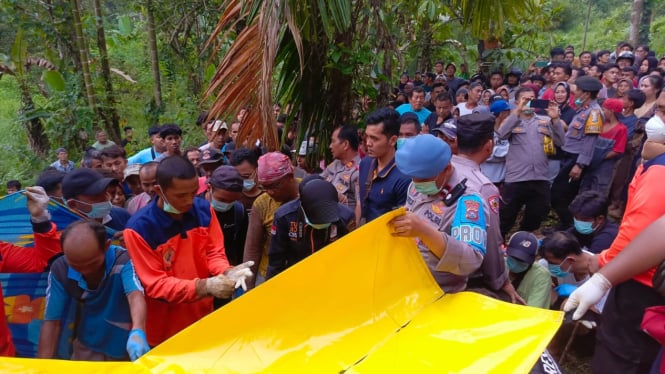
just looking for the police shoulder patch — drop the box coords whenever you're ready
[488,195,500,214]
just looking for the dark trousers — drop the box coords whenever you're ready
[551,153,582,228]
[592,279,664,374]
[500,180,550,237]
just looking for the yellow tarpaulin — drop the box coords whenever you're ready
[0,209,562,372]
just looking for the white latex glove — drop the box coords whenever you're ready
[25,186,51,222]
[563,273,612,320]
[205,274,235,299]
[225,261,254,291]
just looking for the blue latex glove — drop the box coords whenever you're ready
[555,284,578,298]
[126,329,150,361]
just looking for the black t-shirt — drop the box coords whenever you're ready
[214,202,248,266]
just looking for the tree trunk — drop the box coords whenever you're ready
[17,80,50,157]
[146,0,162,108]
[71,0,96,111]
[629,0,643,46]
[418,19,433,73]
[92,0,121,142]
[638,0,652,45]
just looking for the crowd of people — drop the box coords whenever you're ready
[0,40,663,372]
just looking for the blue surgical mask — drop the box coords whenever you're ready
[506,256,530,274]
[70,199,112,219]
[413,181,441,196]
[243,179,256,191]
[523,101,535,115]
[158,186,182,214]
[548,263,569,278]
[574,98,583,107]
[211,199,234,213]
[302,207,331,230]
[396,137,407,150]
[574,218,595,235]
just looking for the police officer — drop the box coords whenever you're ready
[321,125,361,210]
[392,134,484,292]
[452,113,521,302]
[497,87,565,237]
[267,177,355,279]
[551,76,604,228]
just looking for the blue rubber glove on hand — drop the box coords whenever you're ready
[126,329,150,361]
[554,284,577,298]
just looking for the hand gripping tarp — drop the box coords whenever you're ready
[0,208,562,372]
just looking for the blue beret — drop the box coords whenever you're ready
[395,135,452,179]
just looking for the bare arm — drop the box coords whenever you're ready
[37,320,61,358]
[127,291,147,331]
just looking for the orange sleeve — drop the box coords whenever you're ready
[599,166,665,285]
[1,222,61,273]
[124,228,200,303]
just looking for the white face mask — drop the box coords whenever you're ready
[646,115,665,143]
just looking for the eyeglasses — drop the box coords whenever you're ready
[259,177,286,191]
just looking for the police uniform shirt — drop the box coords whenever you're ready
[321,155,361,210]
[497,113,566,183]
[562,100,604,166]
[449,155,507,291]
[406,184,484,292]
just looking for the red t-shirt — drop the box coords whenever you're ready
[600,122,628,154]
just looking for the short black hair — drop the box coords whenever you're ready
[551,62,572,77]
[599,63,619,75]
[365,107,400,138]
[196,111,209,127]
[621,66,637,75]
[490,70,504,78]
[82,148,102,168]
[410,86,426,98]
[568,190,608,219]
[539,231,582,259]
[530,74,546,85]
[61,220,107,252]
[123,126,132,132]
[156,155,197,189]
[140,161,158,175]
[400,113,421,133]
[617,41,633,51]
[515,86,535,101]
[626,89,646,109]
[456,113,495,154]
[550,47,565,59]
[6,180,21,190]
[425,72,436,80]
[434,93,452,103]
[334,125,360,151]
[597,50,611,58]
[36,169,66,195]
[431,82,446,91]
[230,148,259,168]
[100,144,126,159]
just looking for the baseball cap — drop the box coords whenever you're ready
[211,120,228,132]
[431,119,457,140]
[489,100,511,116]
[396,134,452,179]
[300,179,339,225]
[575,76,603,92]
[62,168,118,200]
[209,165,243,192]
[506,231,539,264]
[123,163,141,181]
[199,149,225,167]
